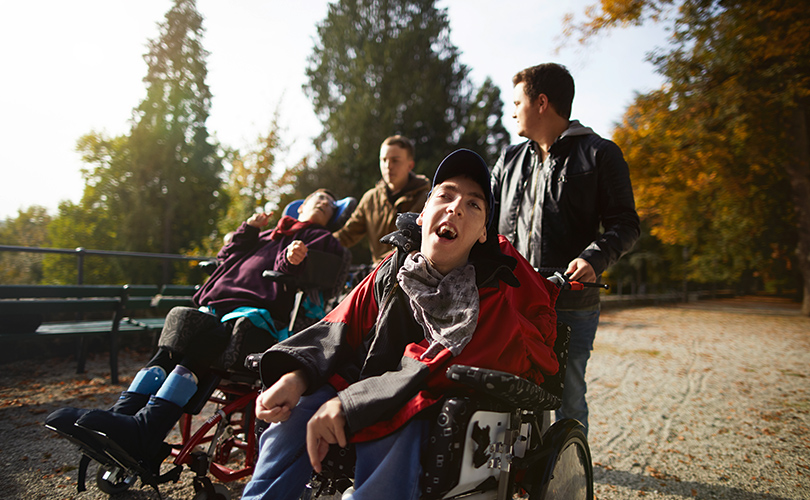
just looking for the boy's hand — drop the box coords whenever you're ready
[255,370,307,423]
[247,212,272,228]
[285,240,308,265]
[306,397,347,472]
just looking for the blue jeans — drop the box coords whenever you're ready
[347,418,428,500]
[241,385,428,500]
[241,385,336,500]
[555,308,600,436]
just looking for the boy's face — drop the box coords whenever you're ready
[379,143,414,192]
[298,191,336,226]
[417,175,488,275]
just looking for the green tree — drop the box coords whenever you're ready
[43,200,124,285]
[300,0,510,200]
[0,206,52,284]
[76,0,225,285]
[454,77,511,162]
[566,0,810,312]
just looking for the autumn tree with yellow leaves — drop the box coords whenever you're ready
[566,0,810,313]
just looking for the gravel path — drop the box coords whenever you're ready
[589,298,809,499]
[1,296,807,500]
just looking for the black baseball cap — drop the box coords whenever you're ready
[432,149,494,229]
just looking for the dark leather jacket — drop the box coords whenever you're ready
[490,121,640,309]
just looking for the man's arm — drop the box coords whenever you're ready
[332,190,371,248]
[489,148,509,229]
[579,141,641,275]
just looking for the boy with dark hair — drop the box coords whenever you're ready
[242,149,559,500]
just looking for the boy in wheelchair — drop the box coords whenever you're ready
[241,149,560,500]
[45,188,347,478]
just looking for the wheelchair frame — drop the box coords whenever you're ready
[51,249,352,500]
[304,322,594,500]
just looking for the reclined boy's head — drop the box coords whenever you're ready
[298,189,337,227]
[416,149,493,275]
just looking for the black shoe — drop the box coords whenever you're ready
[44,391,149,443]
[76,396,184,465]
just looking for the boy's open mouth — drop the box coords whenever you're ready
[437,223,457,240]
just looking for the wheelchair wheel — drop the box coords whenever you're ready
[192,482,231,500]
[529,420,593,500]
[95,463,136,495]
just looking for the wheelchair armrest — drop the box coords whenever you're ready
[262,269,298,286]
[262,249,346,291]
[198,259,220,275]
[244,352,262,373]
[446,365,561,413]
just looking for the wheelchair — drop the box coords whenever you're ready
[302,273,595,500]
[46,197,357,500]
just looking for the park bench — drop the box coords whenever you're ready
[0,284,162,384]
[120,284,200,333]
[0,284,197,384]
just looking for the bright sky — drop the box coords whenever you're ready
[0,0,669,220]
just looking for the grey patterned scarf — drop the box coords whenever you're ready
[396,252,479,359]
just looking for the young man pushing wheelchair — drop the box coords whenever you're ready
[242,149,561,500]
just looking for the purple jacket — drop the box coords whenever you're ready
[193,217,343,321]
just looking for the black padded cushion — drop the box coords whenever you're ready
[445,364,561,413]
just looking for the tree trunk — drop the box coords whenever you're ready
[785,104,810,315]
[162,199,175,286]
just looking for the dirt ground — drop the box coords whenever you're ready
[0,296,807,500]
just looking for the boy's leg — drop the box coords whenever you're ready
[241,385,337,500]
[347,418,429,500]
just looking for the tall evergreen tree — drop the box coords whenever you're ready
[300,0,510,199]
[73,0,225,284]
[454,77,510,162]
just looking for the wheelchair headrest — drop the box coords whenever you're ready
[282,196,357,232]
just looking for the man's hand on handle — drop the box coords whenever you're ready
[565,258,596,283]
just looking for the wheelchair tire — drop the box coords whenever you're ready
[192,483,231,500]
[95,464,136,495]
[528,420,593,500]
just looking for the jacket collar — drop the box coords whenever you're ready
[377,173,430,199]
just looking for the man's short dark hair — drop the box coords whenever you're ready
[382,135,415,159]
[513,63,575,120]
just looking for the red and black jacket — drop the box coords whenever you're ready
[259,230,559,442]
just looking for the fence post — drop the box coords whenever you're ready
[75,247,87,374]
[76,247,85,285]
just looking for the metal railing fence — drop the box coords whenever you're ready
[0,245,213,285]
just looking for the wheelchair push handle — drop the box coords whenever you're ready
[537,268,610,291]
